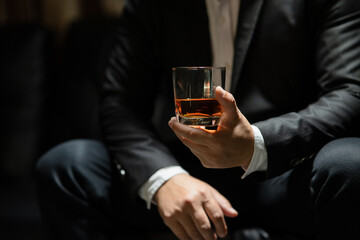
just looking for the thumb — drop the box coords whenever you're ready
[212,188,238,218]
[215,86,239,121]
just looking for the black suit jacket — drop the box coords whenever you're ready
[99,0,360,199]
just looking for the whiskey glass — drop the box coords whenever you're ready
[172,67,226,127]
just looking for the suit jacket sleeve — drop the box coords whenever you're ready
[99,0,179,199]
[254,0,360,178]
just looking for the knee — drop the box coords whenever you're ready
[311,137,360,198]
[36,139,107,184]
[313,138,360,178]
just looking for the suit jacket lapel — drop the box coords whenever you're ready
[231,0,265,92]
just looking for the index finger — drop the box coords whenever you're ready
[169,117,213,145]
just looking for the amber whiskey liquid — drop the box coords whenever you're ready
[175,98,221,126]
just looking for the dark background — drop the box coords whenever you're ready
[0,0,125,238]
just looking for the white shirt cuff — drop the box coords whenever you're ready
[138,166,189,209]
[241,125,268,179]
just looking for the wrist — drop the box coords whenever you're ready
[241,125,268,179]
[153,173,189,204]
[139,166,189,209]
[240,124,255,170]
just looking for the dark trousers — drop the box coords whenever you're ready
[36,138,360,240]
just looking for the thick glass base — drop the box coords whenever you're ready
[177,115,220,127]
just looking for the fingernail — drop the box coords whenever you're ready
[168,119,174,128]
[218,86,226,97]
[230,208,238,215]
[218,231,227,238]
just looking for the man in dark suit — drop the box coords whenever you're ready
[36,0,360,239]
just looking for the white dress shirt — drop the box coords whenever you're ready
[139,0,268,209]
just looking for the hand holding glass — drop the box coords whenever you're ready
[172,67,226,127]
